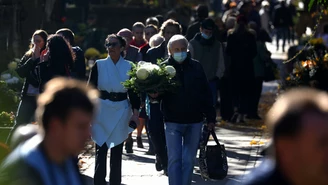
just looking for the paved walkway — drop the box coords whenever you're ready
[80,127,267,185]
[80,39,290,185]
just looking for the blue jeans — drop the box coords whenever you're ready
[165,122,203,185]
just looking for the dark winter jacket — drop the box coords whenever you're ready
[71,46,86,80]
[160,56,216,124]
[16,55,39,97]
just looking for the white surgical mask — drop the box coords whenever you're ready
[173,52,187,63]
[201,32,212,39]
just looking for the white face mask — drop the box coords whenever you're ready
[173,52,187,63]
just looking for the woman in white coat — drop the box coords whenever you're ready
[88,34,140,185]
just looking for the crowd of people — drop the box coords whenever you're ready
[0,1,309,185]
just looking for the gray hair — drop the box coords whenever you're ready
[167,34,188,51]
[149,34,165,48]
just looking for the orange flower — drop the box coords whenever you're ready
[286,76,291,81]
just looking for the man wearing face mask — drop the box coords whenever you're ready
[189,18,225,107]
[149,35,216,185]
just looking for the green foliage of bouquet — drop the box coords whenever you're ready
[122,61,179,94]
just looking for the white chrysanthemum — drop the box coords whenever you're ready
[165,65,176,78]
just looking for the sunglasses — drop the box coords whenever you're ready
[105,42,119,48]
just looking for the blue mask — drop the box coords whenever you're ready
[201,32,212,40]
[173,52,187,63]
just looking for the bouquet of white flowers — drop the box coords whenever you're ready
[122,61,179,94]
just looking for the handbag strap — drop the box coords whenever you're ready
[210,130,221,146]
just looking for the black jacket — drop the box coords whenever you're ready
[160,56,216,124]
[71,46,86,80]
[145,41,167,64]
[16,55,39,97]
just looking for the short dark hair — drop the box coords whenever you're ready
[56,28,75,45]
[196,4,209,19]
[266,88,328,141]
[36,78,99,133]
[105,34,127,49]
[146,17,159,27]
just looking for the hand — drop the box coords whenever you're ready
[207,122,215,132]
[148,92,159,98]
[130,109,140,125]
[32,46,41,60]
[40,49,49,62]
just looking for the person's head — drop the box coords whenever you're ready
[160,19,182,43]
[261,0,270,11]
[105,34,126,59]
[146,17,159,27]
[46,34,75,71]
[149,34,164,48]
[132,22,146,42]
[226,16,237,30]
[200,18,216,40]
[236,14,248,26]
[196,4,209,20]
[117,28,133,48]
[144,24,158,42]
[26,30,48,56]
[56,28,75,45]
[166,10,178,21]
[229,2,237,9]
[167,34,188,63]
[155,15,164,28]
[237,0,253,14]
[35,77,98,156]
[266,88,328,185]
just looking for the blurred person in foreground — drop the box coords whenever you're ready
[239,88,328,185]
[0,77,98,185]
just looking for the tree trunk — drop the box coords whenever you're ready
[12,0,21,58]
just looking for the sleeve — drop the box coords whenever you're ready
[16,57,39,78]
[199,64,217,123]
[216,42,226,79]
[87,62,98,88]
[188,43,194,58]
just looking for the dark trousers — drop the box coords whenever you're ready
[7,95,37,144]
[94,142,124,185]
[15,95,37,126]
[148,103,168,168]
[231,76,252,114]
[276,27,289,51]
[219,77,234,120]
[248,77,263,116]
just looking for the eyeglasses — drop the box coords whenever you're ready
[105,42,119,48]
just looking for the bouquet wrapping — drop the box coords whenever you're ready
[122,61,179,94]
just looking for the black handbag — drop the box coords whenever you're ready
[199,125,228,180]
